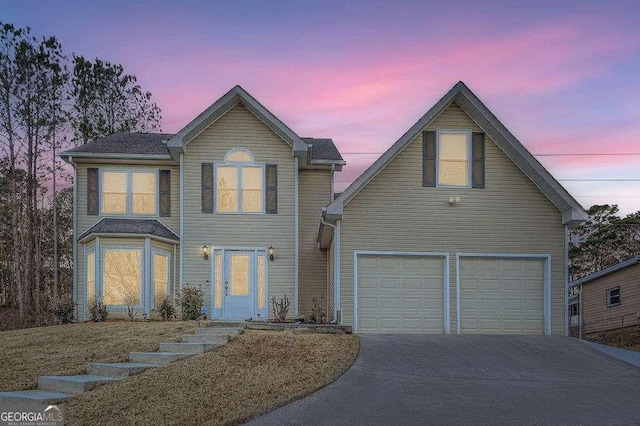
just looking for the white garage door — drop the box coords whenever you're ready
[357,255,445,333]
[459,257,545,335]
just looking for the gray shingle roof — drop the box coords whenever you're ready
[302,138,344,162]
[79,218,179,242]
[568,255,640,287]
[61,133,173,156]
[62,133,345,163]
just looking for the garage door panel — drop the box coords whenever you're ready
[358,255,445,333]
[460,257,544,335]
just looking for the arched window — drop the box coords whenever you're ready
[216,148,264,213]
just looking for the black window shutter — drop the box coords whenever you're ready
[472,132,485,189]
[87,168,99,215]
[265,164,277,214]
[422,131,436,187]
[201,163,213,213]
[159,169,171,216]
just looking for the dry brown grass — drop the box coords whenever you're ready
[65,330,360,426]
[586,324,640,353]
[0,321,196,390]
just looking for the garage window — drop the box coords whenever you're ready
[607,287,620,307]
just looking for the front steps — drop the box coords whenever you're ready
[0,324,244,404]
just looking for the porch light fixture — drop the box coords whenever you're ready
[268,244,275,261]
[203,244,209,260]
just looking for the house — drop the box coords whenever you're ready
[62,81,587,336]
[568,256,640,335]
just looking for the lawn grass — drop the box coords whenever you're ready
[65,330,360,426]
[0,321,196,390]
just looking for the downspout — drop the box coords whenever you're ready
[334,219,341,324]
[321,219,337,323]
[294,156,299,317]
[70,156,78,319]
[179,152,184,290]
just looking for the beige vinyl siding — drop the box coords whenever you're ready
[582,263,640,332]
[339,102,566,335]
[298,170,331,316]
[182,105,295,314]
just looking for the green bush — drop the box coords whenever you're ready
[50,296,76,324]
[180,285,204,320]
[88,297,108,322]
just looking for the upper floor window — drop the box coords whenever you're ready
[438,130,471,187]
[216,148,264,214]
[102,169,157,215]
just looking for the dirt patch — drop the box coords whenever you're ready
[586,324,640,353]
[0,321,196,390]
[65,330,360,425]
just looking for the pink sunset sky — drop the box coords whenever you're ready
[6,0,640,214]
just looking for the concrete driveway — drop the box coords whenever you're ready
[249,335,640,425]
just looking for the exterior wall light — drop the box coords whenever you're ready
[268,244,275,261]
[203,244,209,260]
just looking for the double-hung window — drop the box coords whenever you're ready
[215,148,264,214]
[437,130,471,187]
[607,287,621,307]
[101,169,157,215]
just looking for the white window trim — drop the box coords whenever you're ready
[436,129,472,188]
[214,148,265,215]
[100,246,145,309]
[100,168,159,217]
[606,287,621,307]
[151,250,171,308]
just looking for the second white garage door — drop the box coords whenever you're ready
[459,257,545,335]
[357,255,445,333]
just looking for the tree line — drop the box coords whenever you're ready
[0,22,161,329]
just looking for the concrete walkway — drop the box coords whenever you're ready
[249,335,640,426]
[0,325,244,404]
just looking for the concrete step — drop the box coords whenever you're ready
[129,351,194,365]
[181,334,229,345]
[0,390,72,404]
[159,342,220,354]
[194,327,243,338]
[38,375,120,395]
[87,362,159,378]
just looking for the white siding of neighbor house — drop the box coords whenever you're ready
[298,170,331,316]
[339,102,566,335]
[181,105,296,315]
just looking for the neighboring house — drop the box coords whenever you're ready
[568,256,640,334]
[62,81,587,336]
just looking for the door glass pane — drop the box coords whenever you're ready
[87,251,95,302]
[132,172,156,214]
[439,133,468,186]
[214,251,222,308]
[153,253,168,306]
[230,254,250,296]
[103,249,142,305]
[258,254,265,309]
[102,171,127,213]
[242,167,263,212]
[217,166,238,212]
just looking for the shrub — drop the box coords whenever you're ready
[123,296,140,321]
[180,285,204,320]
[270,294,291,322]
[157,296,176,321]
[50,296,76,324]
[88,297,108,322]
[309,295,327,324]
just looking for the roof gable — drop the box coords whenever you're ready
[325,81,587,227]
[166,85,308,160]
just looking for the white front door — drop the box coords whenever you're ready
[223,251,256,319]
